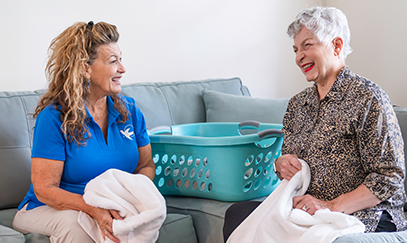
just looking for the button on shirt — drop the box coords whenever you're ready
[282,66,407,232]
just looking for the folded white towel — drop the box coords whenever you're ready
[227,159,365,243]
[78,169,166,243]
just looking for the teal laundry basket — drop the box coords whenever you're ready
[148,121,284,202]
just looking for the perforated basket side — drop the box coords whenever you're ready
[151,138,282,202]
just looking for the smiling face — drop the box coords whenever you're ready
[86,42,126,98]
[293,27,341,86]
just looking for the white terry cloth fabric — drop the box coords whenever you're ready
[227,159,365,243]
[78,169,166,243]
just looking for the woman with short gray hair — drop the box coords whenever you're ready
[223,6,407,241]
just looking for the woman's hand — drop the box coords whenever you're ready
[274,154,302,180]
[293,194,333,215]
[89,207,123,243]
[293,183,381,215]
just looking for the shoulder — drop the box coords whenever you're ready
[344,68,392,108]
[37,104,62,121]
[288,86,315,107]
[292,86,314,100]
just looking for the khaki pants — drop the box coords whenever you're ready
[13,204,94,243]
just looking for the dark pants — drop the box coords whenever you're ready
[222,201,396,242]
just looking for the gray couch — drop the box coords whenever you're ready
[1,77,407,243]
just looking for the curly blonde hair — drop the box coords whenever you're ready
[35,21,129,145]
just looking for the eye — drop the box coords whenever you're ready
[304,43,312,49]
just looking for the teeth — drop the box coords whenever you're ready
[303,63,314,69]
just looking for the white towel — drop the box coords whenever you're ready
[78,169,166,243]
[227,159,365,243]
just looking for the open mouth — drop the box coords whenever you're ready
[302,63,315,73]
[112,77,121,85]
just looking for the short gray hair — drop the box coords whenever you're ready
[287,6,353,59]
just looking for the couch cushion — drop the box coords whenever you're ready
[202,89,289,124]
[165,196,234,243]
[156,213,197,243]
[120,78,249,129]
[0,224,25,243]
[0,208,18,228]
[121,83,174,130]
[0,92,43,210]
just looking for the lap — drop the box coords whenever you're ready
[223,201,403,243]
[13,204,93,243]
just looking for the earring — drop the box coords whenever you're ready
[87,80,90,89]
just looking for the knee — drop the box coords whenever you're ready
[52,212,94,243]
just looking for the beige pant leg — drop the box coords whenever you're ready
[13,204,94,243]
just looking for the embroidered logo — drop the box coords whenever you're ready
[120,125,135,140]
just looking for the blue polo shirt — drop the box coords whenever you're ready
[18,95,150,210]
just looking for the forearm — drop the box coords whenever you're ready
[330,184,381,214]
[134,165,155,180]
[134,144,155,180]
[35,185,95,214]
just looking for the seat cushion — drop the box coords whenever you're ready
[156,213,197,243]
[165,196,235,243]
[0,224,25,243]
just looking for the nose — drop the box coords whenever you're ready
[118,60,126,74]
[295,50,305,65]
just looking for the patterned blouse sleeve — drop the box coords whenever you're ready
[359,95,405,202]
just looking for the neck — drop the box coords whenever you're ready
[317,62,345,100]
[85,94,108,114]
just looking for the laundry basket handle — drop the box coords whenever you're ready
[148,125,171,135]
[238,120,283,139]
[238,120,261,130]
[258,129,283,139]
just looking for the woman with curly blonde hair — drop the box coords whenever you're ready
[13,21,155,243]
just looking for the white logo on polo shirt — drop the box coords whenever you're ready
[120,125,135,140]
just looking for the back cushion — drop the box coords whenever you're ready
[121,78,249,129]
[0,91,43,209]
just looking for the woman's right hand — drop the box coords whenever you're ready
[274,154,302,181]
[89,207,123,243]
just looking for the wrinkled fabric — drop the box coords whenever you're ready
[78,169,166,243]
[227,160,365,243]
[282,66,407,232]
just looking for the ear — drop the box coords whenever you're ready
[83,63,91,80]
[332,37,344,57]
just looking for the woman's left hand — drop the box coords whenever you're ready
[293,194,333,215]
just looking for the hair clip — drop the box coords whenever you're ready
[86,21,94,30]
